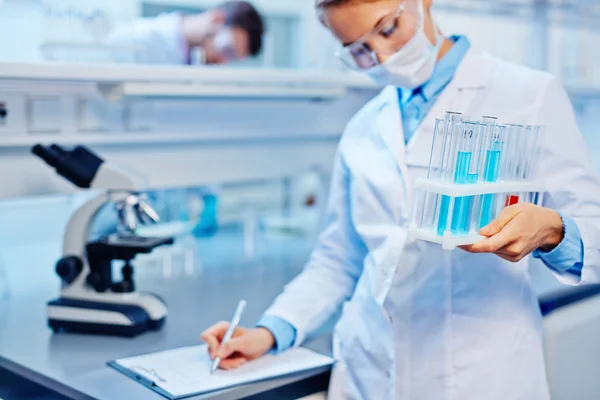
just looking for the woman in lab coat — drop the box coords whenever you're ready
[107,1,264,65]
[201,0,600,398]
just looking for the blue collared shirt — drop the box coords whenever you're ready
[256,315,296,353]
[399,35,471,144]
[258,35,585,354]
[532,212,584,274]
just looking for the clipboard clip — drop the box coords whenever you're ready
[131,365,167,387]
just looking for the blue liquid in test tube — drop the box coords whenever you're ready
[480,145,502,228]
[450,152,472,234]
[438,151,472,235]
[437,195,450,235]
[452,173,478,234]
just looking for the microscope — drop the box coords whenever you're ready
[32,144,174,337]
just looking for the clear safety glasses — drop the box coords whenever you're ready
[213,29,239,62]
[335,3,416,70]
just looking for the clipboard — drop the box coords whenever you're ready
[109,361,176,399]
[108,344,334,400]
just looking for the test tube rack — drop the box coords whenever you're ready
[407,112,546,250]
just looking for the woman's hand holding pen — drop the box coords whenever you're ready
[201,323,275,370]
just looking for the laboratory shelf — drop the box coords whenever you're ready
[0,62,371,89]
[100,81,346,100]
[142,0,308,17]
[0,130,342,149]
[0,62,380,101]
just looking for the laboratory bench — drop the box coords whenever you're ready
[0,227,332,400]
[1,225,598,400]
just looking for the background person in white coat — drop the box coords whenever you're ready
[103,2,264,237]
[201,0,600,398]
[107,0,265,65]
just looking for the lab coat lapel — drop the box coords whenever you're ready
[375,86,407,170]
[406,48,494,168]
[371,49,494,211]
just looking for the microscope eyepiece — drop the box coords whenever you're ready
[50,144,68,156]
[31,144,104,189]
[32,144,62,168]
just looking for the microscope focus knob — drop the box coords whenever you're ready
[56,256,83,284]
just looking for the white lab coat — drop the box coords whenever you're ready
[264,48,600,399]
[106,13,187,64]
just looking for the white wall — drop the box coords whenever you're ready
[549,25,600,86]
[435,10,529,66]
[0,1,44,62]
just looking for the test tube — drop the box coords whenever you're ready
[502,124,524,206]
[530,126,546,181]
[523,125,542,181]
[506,125,525,181]
[479,118,505,228]
[428,118,446,180]
[418,190,441,231]
[423,119,448,234]
[436,112,462,235]
[443,112,465,182]
[450,121,485,234]
[499,124,517,181]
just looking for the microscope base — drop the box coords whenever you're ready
[47,296,167,338]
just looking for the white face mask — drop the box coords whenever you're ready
[366,2,443,89]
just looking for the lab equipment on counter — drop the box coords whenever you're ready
[211,299,247,374]
[32,144,174,337]
[408,112,545,250]
[134,221,201,280]
[109,344,333,399]
[150,187,219,238]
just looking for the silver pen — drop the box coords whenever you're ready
[211,300,247,374]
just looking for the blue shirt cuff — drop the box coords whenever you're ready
[256,316,296,354]
[533,212,584,274]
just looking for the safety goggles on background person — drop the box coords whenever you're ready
[335,1,420,70]
[213,28,239,62]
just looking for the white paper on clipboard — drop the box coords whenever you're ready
[111,345,334,399]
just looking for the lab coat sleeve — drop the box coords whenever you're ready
[105,22,142,63]
[262,149,367,346]
[536,77,600,284]
[105,14,184,64]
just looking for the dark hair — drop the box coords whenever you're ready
[217,1,265,56]
[316,0,375,8]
